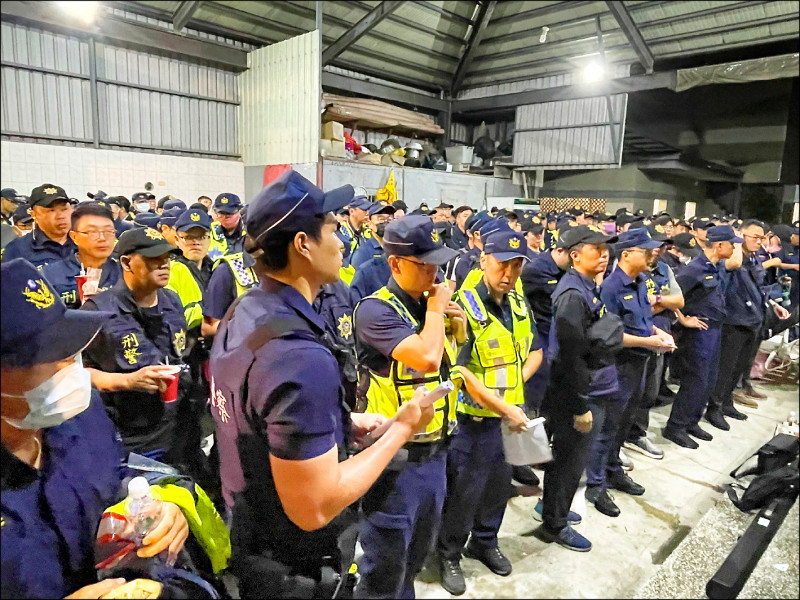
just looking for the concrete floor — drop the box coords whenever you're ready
[413,380,800,599]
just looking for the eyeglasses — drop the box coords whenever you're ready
[178,233,210,242]
[396,256,433,267]
[743,234,766,242]
[74,230,115,240]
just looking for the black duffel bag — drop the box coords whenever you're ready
[726,434,799,512]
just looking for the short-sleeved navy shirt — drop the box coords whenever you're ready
[521,249,564,338]
[350,254,391,300]
[203,260,238,320]
[1,393,126,599]
[350,236,382,270]
[600,266,654,340]
[2,227,78,269]
[453,247,481,289]
[354,278,422,376]
[41,254,122,309]
[676,254,727,324]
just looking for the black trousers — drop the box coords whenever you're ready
[629,353,663,441]
[540,395,593,533]
[709,323,759,414]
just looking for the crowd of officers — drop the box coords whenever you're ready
[1,174,799,599]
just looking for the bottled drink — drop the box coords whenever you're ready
[125,477,163,546]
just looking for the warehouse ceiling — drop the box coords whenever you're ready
[105,0,800,94]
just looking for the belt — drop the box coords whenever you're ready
[403,440,448,462]
[459,413,501,423]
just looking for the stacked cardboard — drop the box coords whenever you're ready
[320,121,346,158]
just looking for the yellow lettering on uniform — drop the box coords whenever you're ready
[623,294,634,300]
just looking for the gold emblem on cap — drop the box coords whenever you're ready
[144,228,164,240]
[689,238,696,247]
[221,197,229,204]
[431,229,439,243]
[44,187,58,195]
[533,216,541,224]
[655,224,665,233]
[337,313,353,340]
[509,238,520,249]
[588,224,602,233]
[23,279,55,309]
[190,213,200,221]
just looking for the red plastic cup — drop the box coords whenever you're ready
[159,366,181,404]
[75,274,89,304]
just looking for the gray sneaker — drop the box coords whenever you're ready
[619,449,634,471]
[624,437,664,460]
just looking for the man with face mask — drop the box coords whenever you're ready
[132,191,157,215]
[10,203,34,237]
[1,258,192,599]
[660,232,701,273]
[208,193,246,261]
[663,226,742,449]
[80,227,189,463]
[3,184,77,269]
[350,201,395,270]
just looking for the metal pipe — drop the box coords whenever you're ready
[88,36,101,149]
[514,121,622,133]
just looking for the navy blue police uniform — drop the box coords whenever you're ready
[350,201,395,270]
[203,250,259,321]
[335,197,371,265]
[207,170,356,598]
[3,184,78,268]
[664,226,739,447]
[42,253,122,309]
[80,229,189,462]
[350,253,391,300]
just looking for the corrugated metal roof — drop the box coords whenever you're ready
[90,1,800,92]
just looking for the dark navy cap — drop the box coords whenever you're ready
[483,230,529,262]
[87,190,108,201]
[12,204,32,225]
[1,258,112,367]
[158,206,185,229]
[163,198,187,211]
[1,188,24,204]
[189,202,209,213]
[247,169,354,244]
[105,196,129,209]
[116,227,175,257]
[175,209,212,232]
[478,217,512,238]
[381,215,459,265]
[557,225,617,249]
[348,197,372,211]
[132,192,155,202]
[133,212,161,228]
[213,193,243,214]
[672,232,701,257]
[368,201,396,217]
[465,211,492,232]
[614,228,663,251]
[29,184,69,208]
[617,213,644,228]
[692,217,714,230]
[157,195,176,209]
[706,225,743,244]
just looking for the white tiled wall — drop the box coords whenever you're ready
[1,141,245,203]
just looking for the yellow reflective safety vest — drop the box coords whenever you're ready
[340,264,355,286]
[104,482,231,574]
[340,221,360,255]
[457,284,534,417]
[208,221,247,262]
[167,260,204,330]
[356,286,460,443]
[213,252,258,298]
[460,256,524,296]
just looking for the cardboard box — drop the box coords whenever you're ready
[323,139,346,157]
[319,139,332,156]
[321,121,344,141]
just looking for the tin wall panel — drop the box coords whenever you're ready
[239,30,320,166]
[513,94,627,169]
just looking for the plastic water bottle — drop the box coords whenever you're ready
[125,477,163,546]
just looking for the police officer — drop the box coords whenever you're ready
[105,196,134,237]
[521,219,545,256]
[158,206,185,247]
[208,193,246,260]
[660,232,701,273]
[350,249,392,300]
[446,211,489,288]
[543,212,559,251]
[448,205,473,251]
[586,229,675,518]
[336,195,371,264]
[80,227,189,462]
[1,258,196,599]
[707,220,790,430]
[436,229,538,596]
[520,227,573,415]
[452,216,506,291]
[663,225,741,449]
[533,225,622,552]
[353,214,463,598]
[132,191,157,214]
[350,201,395,269]
[10,203,34,237]
[42,202,122,308]
[1,187,25,226]
[134,211,161,229]
[202,239,260,337]
[3,184,77,269]
[207,170,434,598]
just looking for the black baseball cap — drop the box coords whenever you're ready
[105,196,130,210]
[247,170,353,245]
[2,188,25,205]
[12,204,32,225]
[213,193,243,214]
[647,223,672,242]
[132,192,155,202]
[392,200,408,212]
[1,258,112,367]
[29,184,70,208]
[87,190,108,201]
[617,214,644,228]
[189,202,209,213]
[175,209,212,232]
[483,230,529,262]
[115,227,175,257]
[157,195,176,209]
[672,232,701,257]
[381,215,459,265]
[557,225,617,249]
[368,201,396,217]
[692,217,714,230]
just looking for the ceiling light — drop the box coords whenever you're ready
[539,26,549,43]
[581,60,605,83]
[54,1,99,24]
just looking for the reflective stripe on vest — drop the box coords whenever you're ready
[166,260,204,329]
[214,253,258,298]
[208,222,227,261]
[340,264,355,286]
[355,286,459,443]
[458,286,533,417]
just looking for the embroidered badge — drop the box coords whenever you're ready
[144,228,164,240]
[173,329,186,354]
[431,229,440,243]
[655,224,665,233]
[337,313,353,340]
[44,187,58,195]
[23,279,55,309]
[689,238,697,247]
[509,238,520,249]
[220,197,228,204]
[190,212,200,221]
[121,333,141,365]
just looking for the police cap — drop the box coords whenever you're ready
[29,184,70,208]
[557,225,617,250]
[706,225,743,244]
[381,215,459,265]
[213,193,243,214]
[483,230,529,262]
[116,227,175,257]
[175,209,212,232]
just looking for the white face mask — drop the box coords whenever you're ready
[679,255,692,265]
[2,354,92,430]
[134,201,151,213]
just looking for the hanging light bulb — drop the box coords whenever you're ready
[581,60,606,83]
[539,26,550,43]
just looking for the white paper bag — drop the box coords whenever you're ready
[502,416,553,466]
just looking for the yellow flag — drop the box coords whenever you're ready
[376,170,397,203]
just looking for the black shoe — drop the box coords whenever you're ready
[687,424,713,441]
[512,465,540,487]
[722,405,748,421]
[464,543,512,576]
[662,427,699,449]
[585,486,620,517]
[607,471,645,496]
[439,556,466,596]
[705,410,730,431]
